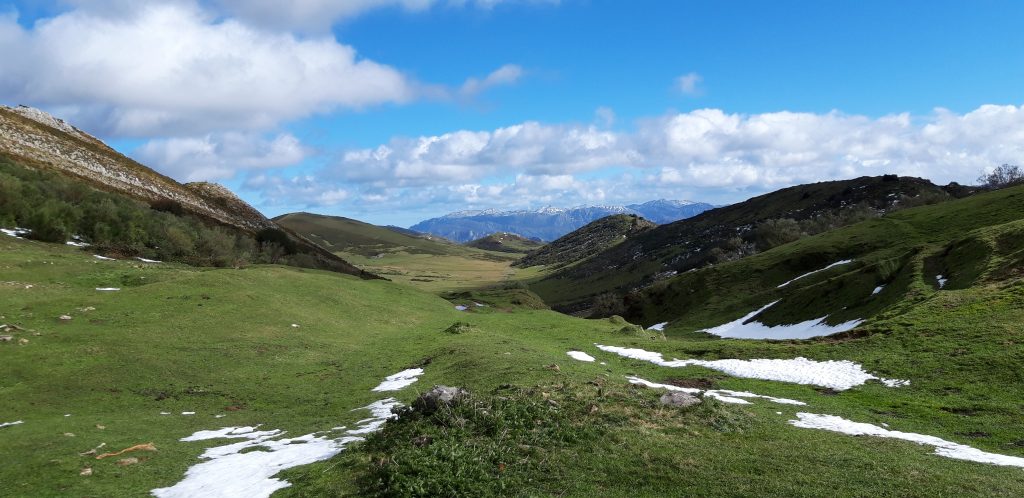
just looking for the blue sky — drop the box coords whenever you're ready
[2,0,1023,226]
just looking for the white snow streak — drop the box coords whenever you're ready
[1,228,30,238]
[647,322,668,331]
[93,255,116,261]
[777,260,854,288]
[597,345,909,390]
[95,287,121,291]
[790,413,1024,468]
[872,285,885,295]
[627,376,806,406]
[566,351,596,362]
[936,275,948,288]
[699,301,863,339]
[371,368,424,392]
[0,420,24,428]
[137,257,163,263]
[454,305,468,311]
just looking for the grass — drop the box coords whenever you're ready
[3,230,1024,496]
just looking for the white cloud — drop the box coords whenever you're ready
[134,132,310,181]
[245,104,1024,216]
[0,3,414,137]
[244,174,350,207]
[675,72,703,96]
[459,64,524,97]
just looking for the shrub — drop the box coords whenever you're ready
[978,164,1024,189]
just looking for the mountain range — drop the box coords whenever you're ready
[409,200,714,242]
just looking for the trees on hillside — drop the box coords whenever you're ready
[978,164,1024,189]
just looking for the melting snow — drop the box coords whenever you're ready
[93,255,116,261]
[872,285,885,295]
[790,413,1024,468]
[936,275,948,288]
[151,399,401,498]
[95,287,120,291]
[137,257,162,263]
[777,260,854,288]
[371,368,424,392]
[454,305,468,311]
[699,301,863,340]
[473,302,486,307]
[66,240,90,248]
[566,351,596,362]
[0,420,24,428]
[597,345,909,390]
[627,376,806,405]
[1,227,30,238]
[182,412,196,416]
[647,322,668,331]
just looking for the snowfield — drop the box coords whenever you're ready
[777,259,854,288]
[699,300,863,339]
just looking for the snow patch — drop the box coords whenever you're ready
[872,285,885,295]
[566,351,596,362]
[699,301,863,340]
[182,412,195,416]
[66,240,90,248]
[93,255,116,261]
[95,287,120,291]
[1,227,30,238]
[137,257,162,263]
[151,399,402,498]
[0,420,24,428]
[777,260,854,288]
[936,275,948,288]
[371,368,424,392]
[597,345,909,391]
[454,305,468,311]
[647,322,668,332]
[790,413,1024,468]
[627,376,806,406]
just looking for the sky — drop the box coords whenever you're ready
[1,0,1023,227]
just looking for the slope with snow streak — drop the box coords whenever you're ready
[566,351,596,362]
[152,367,423,498]
[777,259,854,288]
[699,300,863,340]
[790,413,1024,469]
[597,345,909,390]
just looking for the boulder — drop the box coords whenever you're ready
[659,391,702,408]
[413,385,468,414]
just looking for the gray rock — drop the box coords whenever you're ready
[413,386,468,414]
[659,391,702,408]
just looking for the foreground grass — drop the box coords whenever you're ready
[2,236,1024,496]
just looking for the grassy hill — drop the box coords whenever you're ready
[530,175,965,313]
[464,232,544,254]
[276,212,537,292]
[515,214,655,269]
[3,222,1024,496]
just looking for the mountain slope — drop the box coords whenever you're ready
[531,175,961,313]
[464,232,544,253]
[0,105,372,278]
[515,214,655,268]
[274,212,463,257]
[410,200,714,243]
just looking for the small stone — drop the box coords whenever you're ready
[17,338,28,345]
[79,467,93,476]
[546,364,561,372]
[290,323,300,328]
[659,391,702,408]
[95,424,105,430]
[59,315,72,321]
[0,335,12,342]
[64,432,75,437]
[115,457,139,466]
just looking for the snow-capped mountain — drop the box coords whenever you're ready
[409,200,715,242]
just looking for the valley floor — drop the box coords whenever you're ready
[1,235,1023,496]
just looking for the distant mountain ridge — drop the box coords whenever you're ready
[410,199,714,242]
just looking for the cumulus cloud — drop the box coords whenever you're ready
[675,72,703,96]
[0,3,414,137]
[245,104,1024,216]
[134,132,310,181]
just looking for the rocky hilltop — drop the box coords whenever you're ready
[0,105,273,232]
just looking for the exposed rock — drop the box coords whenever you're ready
[59,315,72,321]
[413,386,468,414]
[659,392,702,408]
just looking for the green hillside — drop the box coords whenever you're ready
[530,175,966,313]
[3,215,1024,495]
[465,232,544,254]
[515,214,655,269]
[274,212,462,258]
